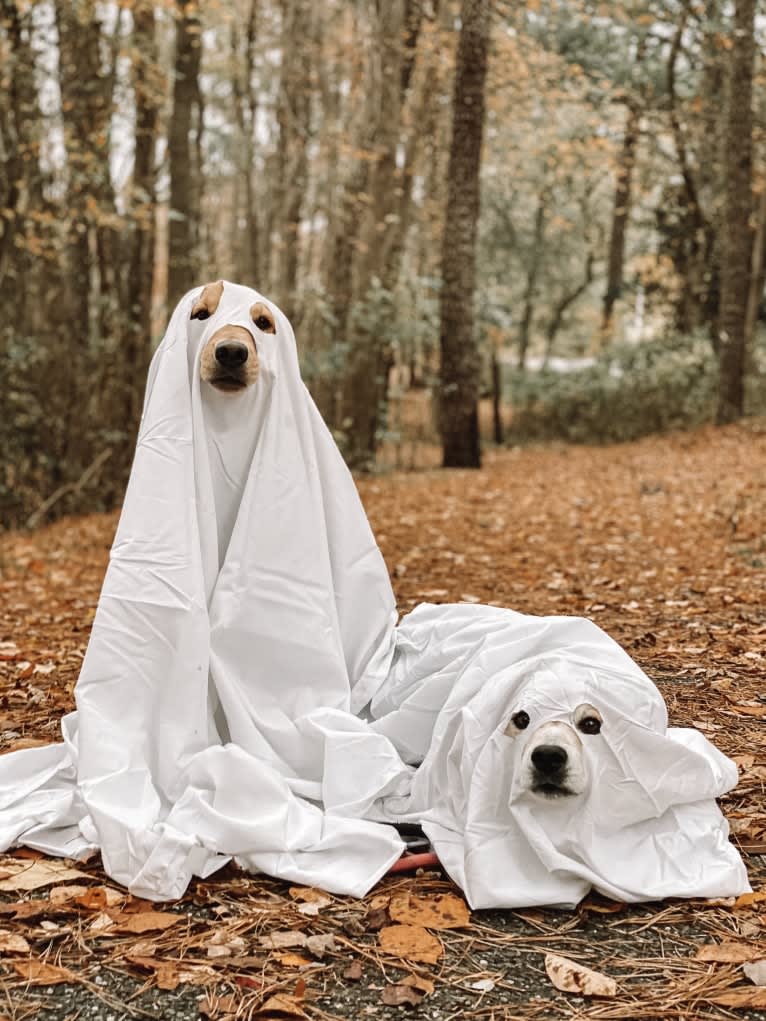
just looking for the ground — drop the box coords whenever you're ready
[1,422,766,1019]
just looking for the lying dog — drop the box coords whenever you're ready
[506,701,602,799]
[192,279,275,392]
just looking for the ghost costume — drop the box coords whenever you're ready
[0,282,749,907]
[369,603,749,908]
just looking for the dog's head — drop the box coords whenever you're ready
[192,280,276,393]
[504,702,603,800]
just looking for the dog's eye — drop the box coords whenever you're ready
[511,710,530,730]
[191,309,210,320]
[254,315,273,332]
[578,716,602,735]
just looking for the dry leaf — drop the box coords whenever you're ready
[0,858,90,892]
[113,910,181,934]
[381,983,423,1007]
[205,930,247,958]
[305,933,335,958]
[0,930,30,953]
[11,959,77,986]
[379,924,442,964]
[277,952,313,967]
[735,891,766,909]
[288,887,332,912]
[710,988,766,1008]
[388,891,470,930]
[744,960,766,985]
[199,993,239,1018]
[343,961,363,981]
[260,930,307,950]
[544,953,617,997]
[253,993,305,1017]
[470,978,495,992]
[402,973,435,995]
[696,942,766,963]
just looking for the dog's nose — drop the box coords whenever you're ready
[215,341,249,367]
[531,744,568,774]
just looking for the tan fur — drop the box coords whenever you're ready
[200,325,260,391]
[191,280,224,320]
[250,301,276,333]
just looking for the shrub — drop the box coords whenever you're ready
[505,333,765,445]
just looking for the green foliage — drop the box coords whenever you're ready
[505,333,766,445]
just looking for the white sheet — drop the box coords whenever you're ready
[0,282,749,908]
[370,603,749,908]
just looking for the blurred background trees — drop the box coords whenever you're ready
[0,0,764,527]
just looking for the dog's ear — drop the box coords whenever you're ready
[250,301,276,334]
[191,280,224,320]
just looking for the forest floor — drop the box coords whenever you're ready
[1,421,766,1019]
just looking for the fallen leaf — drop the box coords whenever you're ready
[735,891,766,909]
[112,910,181,934]
[343,961,363,980]
[289,887,332,912]
[379,924,442,965]
[205,930,247,958]
[402,973,435,995]
[0,930,30,953]
[253,993,305,1017]
[470,978,495,992]
[0,858,90,892]
[381,983,423,1006]
[199,993,239,1018]
[744,960,766,985]
[305,933,335,958]
[388,891,470,930]
[696,942,766,963]
[710,988,766,1008]
[11,959,77,986]
[277,952,313,967]
[259,930,307,950]
[544,953,617,997]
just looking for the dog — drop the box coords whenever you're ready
[192,279,275,392]
[504,701,603,799]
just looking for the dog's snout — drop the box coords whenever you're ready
[215,341,249,368]
[531,744,568,774]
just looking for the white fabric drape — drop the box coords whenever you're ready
[0,283,749,908]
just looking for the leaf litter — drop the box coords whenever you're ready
[1,423,766,1017]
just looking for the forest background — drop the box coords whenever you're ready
[1,0,764,529]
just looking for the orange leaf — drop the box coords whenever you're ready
[388,891,470,930]
[11,960,77,986]
[696,942,766,963]
[379,924,442,964]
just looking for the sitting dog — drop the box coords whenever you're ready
[192,279,275,392]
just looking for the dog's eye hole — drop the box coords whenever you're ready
[511,710,530,730]
[191,309,210,321]
[578,716,602,735]
[254,315,273,331]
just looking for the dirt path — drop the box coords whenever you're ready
[1,422,766,1019]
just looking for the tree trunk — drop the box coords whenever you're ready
[517,194,546,370]
[124,0,160,437]
[231,1,259,288]
[600,101,640,344]
[167,0,202,309]
[716,0,755,425]
[274,0,313,323]
[439,0,490,468]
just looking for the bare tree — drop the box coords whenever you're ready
[716,0,755,424]
[439,0,490,468]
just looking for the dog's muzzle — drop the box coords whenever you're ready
[530,743,571,797]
